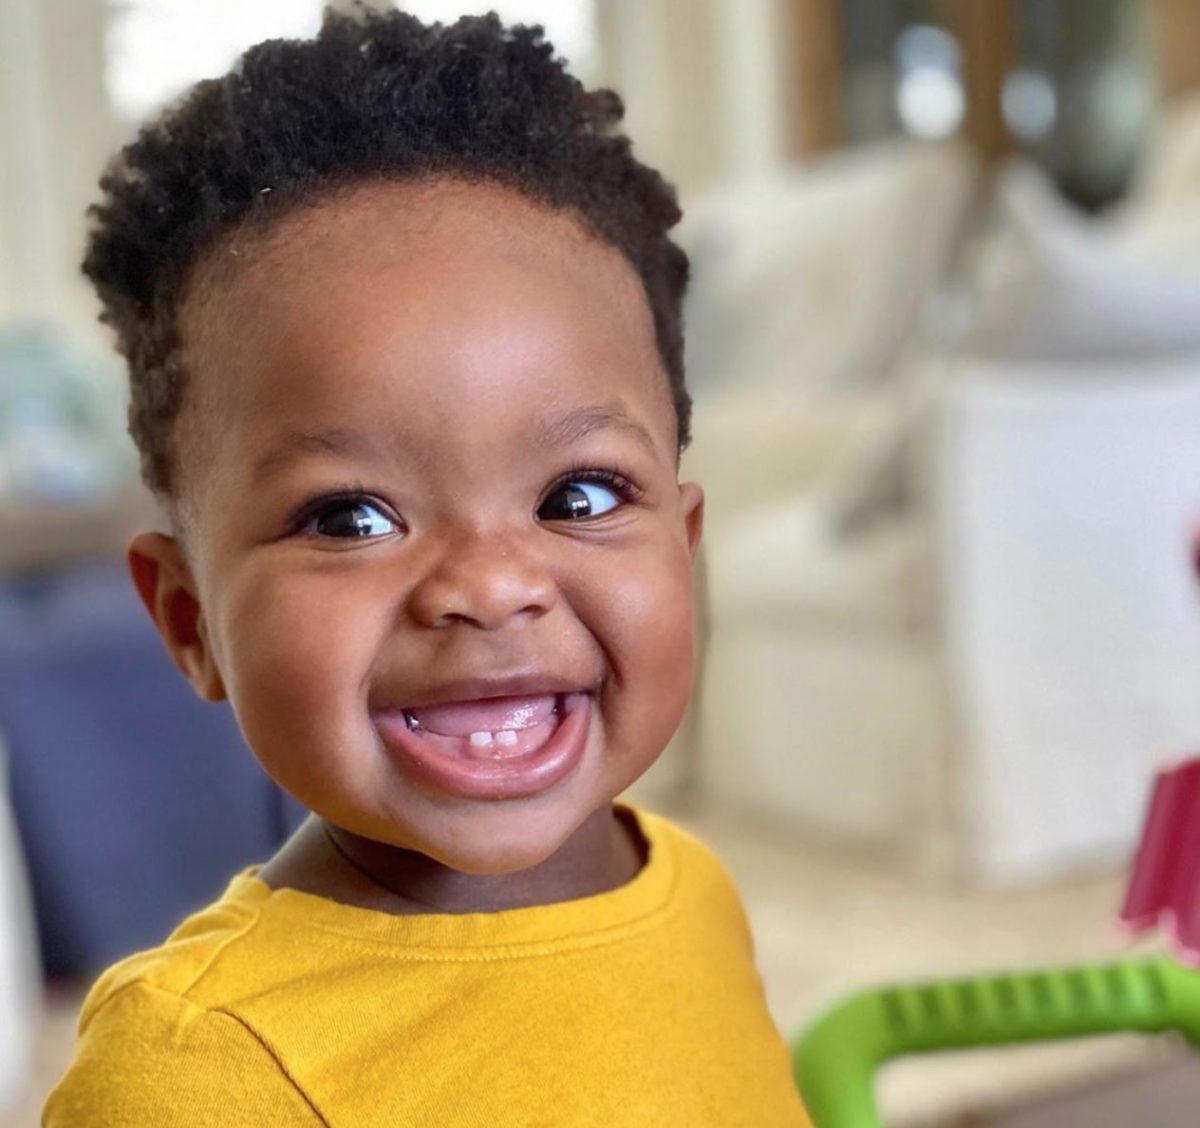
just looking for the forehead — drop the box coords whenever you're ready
[182,181,662,405]
[178,180,671,476]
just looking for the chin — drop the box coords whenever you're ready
[438,845,558,877]
[420,817,575,877]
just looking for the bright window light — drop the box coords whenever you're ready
[896,68,966,140]
[396,2,595,75]
[893,25,965,141]
[105,1,597,124]
[105,0,325,122]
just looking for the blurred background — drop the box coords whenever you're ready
[5,0,1200,1123]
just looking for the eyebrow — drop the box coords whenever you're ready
[252,427,376,486]
[534,402,659,455]
[251,403,659,486]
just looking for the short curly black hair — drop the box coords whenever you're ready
[83,5,691,497]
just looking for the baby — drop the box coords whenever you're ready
[45,9,811,1125]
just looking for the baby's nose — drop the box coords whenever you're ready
[407,533,557,630]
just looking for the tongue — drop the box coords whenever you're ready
[407,694,557,737]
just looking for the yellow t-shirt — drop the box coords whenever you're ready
[45,808,811,1127]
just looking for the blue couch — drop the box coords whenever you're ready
[0,561,305,978]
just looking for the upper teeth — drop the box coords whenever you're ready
[469,730,519,748]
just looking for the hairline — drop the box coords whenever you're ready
[165,172,683,525]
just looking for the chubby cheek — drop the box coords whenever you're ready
[207,568,379,795]
[582,539,698,766]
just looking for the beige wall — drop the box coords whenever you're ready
[41,0,122,344]
[0,0,119,346]
[596,0,794,201]
[0,0,54,326]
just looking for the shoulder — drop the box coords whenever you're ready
[44,880,324,1126]
[634,808,754,935]
[636,807,740,887]
[68,871,273,1034]
[44,978,322,1126]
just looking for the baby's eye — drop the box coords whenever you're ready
[303,498,398,539]
[537,480,622,522]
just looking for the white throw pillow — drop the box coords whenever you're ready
[682,140,974,392]
[967,160,1200,361]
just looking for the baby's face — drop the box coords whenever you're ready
[167,180,702,874]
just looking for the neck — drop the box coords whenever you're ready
[260,804,646,915]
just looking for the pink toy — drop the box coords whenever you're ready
[1120,756,1200,965]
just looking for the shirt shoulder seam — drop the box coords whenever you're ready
[82,978,329,1127]
[212,1004,332,1128]
[175,903,264,999]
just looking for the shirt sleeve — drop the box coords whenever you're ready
[43,980,323,1127]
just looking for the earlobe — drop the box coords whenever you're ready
[679,482,704,559]
[128,532,226,702]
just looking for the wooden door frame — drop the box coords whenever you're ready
[1151,0,1200,102]
[785,0,843,155]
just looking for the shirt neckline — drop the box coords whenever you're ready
[223,805,680,954]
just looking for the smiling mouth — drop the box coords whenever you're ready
[374,690,594,800]
[402,693,565,760]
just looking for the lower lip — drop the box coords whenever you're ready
[374,692,592,801]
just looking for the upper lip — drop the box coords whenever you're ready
[373,673,596,713]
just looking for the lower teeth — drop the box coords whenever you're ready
[401,695,567,743]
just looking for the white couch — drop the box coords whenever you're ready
[685,148,1200,885]
[932,358,1200,881]
[635,140,976,805]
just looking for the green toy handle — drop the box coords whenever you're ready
[793,956,1200,1127]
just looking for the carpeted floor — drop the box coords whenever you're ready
[984,1055,1200,1126]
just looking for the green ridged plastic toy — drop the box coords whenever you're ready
[792,956,1200,1126]
[793,757,1200,1125]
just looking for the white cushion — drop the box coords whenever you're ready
[968,161,1200,360]
[707,498,926,634]
[681,140,974,392]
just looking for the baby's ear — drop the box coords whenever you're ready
[679,481,704,559]
[128,532,227,702]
